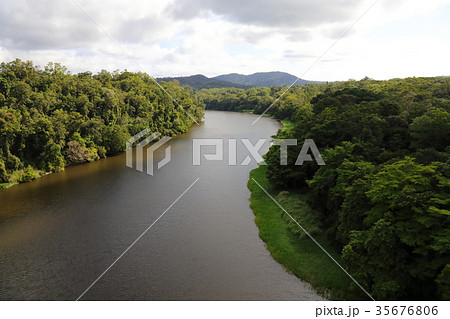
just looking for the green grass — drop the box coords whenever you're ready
[280,120,294,134]
[248,165,366,300]
[0,182,16,189]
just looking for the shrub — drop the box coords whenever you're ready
[17,165,38,183]
[66,140,89,164]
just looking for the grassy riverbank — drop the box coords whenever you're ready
[248,165,365,300]
[0,166,52,189]
[0,182,15,189]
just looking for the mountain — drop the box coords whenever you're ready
[213,71,320,87]
[158,71,321,89]
[157,74,249,90]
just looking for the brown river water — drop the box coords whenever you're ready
[0,111,321,300]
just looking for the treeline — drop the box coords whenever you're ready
[198,85,323,119]
[0,59,204,184]
[265,78,450,300]
[204,77,450,300]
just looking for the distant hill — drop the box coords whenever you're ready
[213,71,320,87]
[157,74,249,89]
[158,71,321,89]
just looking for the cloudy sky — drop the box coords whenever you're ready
[0,0,449,81]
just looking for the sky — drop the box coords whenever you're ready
[0,0,449,81]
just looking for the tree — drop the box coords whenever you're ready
[343,157,450,299]
[0,159,8,183]
[41,140,65,172]
[0,59,205,183]
[66,141,89,164]
[333,159,375,245]
[436,264,450,300]
[410,107,450,151]
[17,165,38,183]
[102,125,129,154]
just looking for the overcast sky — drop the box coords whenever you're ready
[0,0,449,81]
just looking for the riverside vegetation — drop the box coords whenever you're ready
[201,77,450,300]
[0,59,204,188]
[1,60,449,300]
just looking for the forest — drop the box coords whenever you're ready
[1,59,448,300]
[202,77,450,300]
[0,59,205,186]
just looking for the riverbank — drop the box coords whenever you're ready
[0,182,15,189]
[0,119,203,191]
[248,165,365,300]
[0,167,44,189]
[1,161,85,190]
[0,110,319,300]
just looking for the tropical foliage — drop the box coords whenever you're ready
[205,76,450,300]
[0,59,204,184]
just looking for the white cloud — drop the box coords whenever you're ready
[0,0,449,80]
[168,0,366,28]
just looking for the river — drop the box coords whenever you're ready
[0,111,321,300]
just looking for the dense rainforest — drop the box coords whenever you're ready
[201,77,450,300]
[1,58,448,300]
[0,59,204,186]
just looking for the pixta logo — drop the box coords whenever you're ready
[126,129,172,175]
[272,138,325,165]
[126,132,325,175]
[192,138,325,166]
